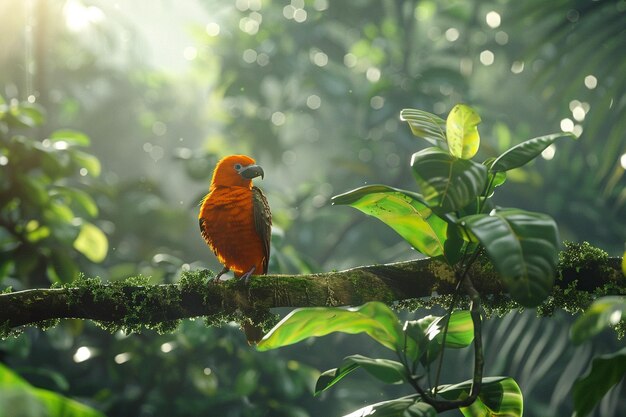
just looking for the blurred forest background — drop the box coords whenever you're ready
[0,0,625,416]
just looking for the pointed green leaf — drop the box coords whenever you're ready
[446,104,481,159]
[315,354,406,395]
[400,108,446,145]
[50,129,91,147]
[460,208,559,307]
[571,296,626,344]
[573,347,626,417]
[342,395,435,417]
[331,185,449,257]
[257,302,410,354]
[411,148,487,213]
[490,133,575,172]
[73,222,108,263]
[437,377,523,417]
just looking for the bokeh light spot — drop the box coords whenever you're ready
[584,75,597,89]
[560,118,574,133]
[73,346,92,363]
[485,11,501,28]
[479,50,494,66]
[306,95,321,110]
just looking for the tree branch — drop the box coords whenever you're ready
[0,249,623,333]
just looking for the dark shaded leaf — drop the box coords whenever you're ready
[490,133,575,172]
[573,347,626,417]
[460,208,559,307]
[315,354,406,395]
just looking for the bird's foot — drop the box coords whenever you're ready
[239,266,256,284]
[211,266,230,284]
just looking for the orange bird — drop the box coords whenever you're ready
[199,155,271,282]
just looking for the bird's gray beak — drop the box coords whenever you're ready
[240,164,264,180]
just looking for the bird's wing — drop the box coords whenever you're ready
[252,186,272,274]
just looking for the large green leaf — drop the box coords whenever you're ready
[342,396,436,417]
[411,147,487,213]
[572,347,626,417]
[0,363,105,417]
[400,108,446,145]
[315,354,406,395]
[331,185,449,257]
[460,208,559,307]
[489,133,575,172]
[437,377,523,417]
[570,296,626,344]
[446,104,481,159]
[257,302,410,353]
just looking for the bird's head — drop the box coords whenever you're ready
[210,154,264,189]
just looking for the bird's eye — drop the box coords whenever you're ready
[234,163,242,171]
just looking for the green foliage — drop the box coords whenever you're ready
[0,363,104,417]
[0,95,108,286]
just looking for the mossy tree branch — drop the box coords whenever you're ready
[0,244,624,336]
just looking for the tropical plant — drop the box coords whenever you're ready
[256,103,574,416]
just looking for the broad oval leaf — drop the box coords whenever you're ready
[257,302,410,353]
[490,133,575,172]
[331,185,449,257]
[73,222,108,263]
[573,347,626,417]
[70,150,101,177]
[400,108,446,145]
[570,296,626,344]
[460,208,559,307]
[343,395,435,417]
[411,148,487,213]
[315,354,406,395]
[446,104,481,159]
[437,377,523,417]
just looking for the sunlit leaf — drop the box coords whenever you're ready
[315,354,406,395]
[412,311,474,364]
[622,246,625,277]
[411,147,487,213]
[257,302,410,354]
[489,133,575,172]
[331,185,449,257]
[342,395,435,417]
[460,208,559,307]
[73,221,108,263]
[446,104,481,159]
[50,129,91,147]
[400,108,446,145]
[70,150,101,177]
[571,296,626,344]
[9,103,46,127]
[0,363,105,417]
[56,187,99,218]
[572,347,626,417]
[437,377,523,417]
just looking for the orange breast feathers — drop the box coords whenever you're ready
[198,155,271,278]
